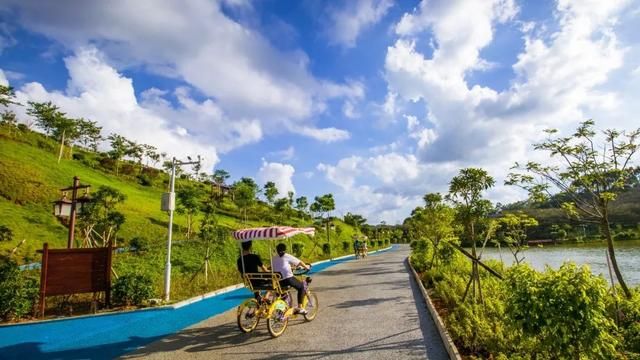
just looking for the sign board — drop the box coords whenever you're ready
[38,243,112,317]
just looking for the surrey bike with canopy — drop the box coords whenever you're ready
[234,226,319,338]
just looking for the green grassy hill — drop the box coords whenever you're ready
[0,126,374,301]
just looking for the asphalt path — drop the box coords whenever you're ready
[122,245,448,359]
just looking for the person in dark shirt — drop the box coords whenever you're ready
[237,241,269,302]
[237,241,269,274]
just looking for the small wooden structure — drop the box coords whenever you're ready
[38,242,113,318]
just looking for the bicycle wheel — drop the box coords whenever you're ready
[237,298,260,333]
[267,299,289,337]
[303,291,319,321]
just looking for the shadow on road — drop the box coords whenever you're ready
[123,323,274,358]
[225,328,427,360]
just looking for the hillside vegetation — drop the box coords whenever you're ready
[0,125,376,302]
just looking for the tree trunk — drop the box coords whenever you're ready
[601,210,631,298]
[57,130,66,164]
[187,214,192,239]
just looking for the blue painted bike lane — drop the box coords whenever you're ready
[0,246,396,360]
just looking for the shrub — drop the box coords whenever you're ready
[292,243,304,257]
[72,153,85,161]
[0,260,39,321]
[137,174,153,187]
[99,157,116,171]
[129,237,150,253]
[322,243,331,256]
[0,225,13,242]
[505,263,618,359]
[120,163,136,176]
[615,291,640,355]
[377,240,383,247]
[342,241,350,252]
[112,273,154,307]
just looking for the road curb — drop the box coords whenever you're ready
[406,257,462,360]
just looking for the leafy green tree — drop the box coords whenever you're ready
[27,101,79,163]
[496,212,538,265]
[273,197,290,222]
[77,186,127,247]
[76,118,102,151]
[344,212,367,233]
[312,194,336,255]
[295,196,308,216]
[125,140,144,174]
[143,144,160,168]
[108,133,129,176]
[0,85,18,108]
[311,194,335,218]
[212,169,230,186]
[408,193,458,269]
[287,191,294,207]
[233,181,256,222]
[447,168,495,303]
[176,186,201,239]
[507,120,640,298]
[263,181,279,205]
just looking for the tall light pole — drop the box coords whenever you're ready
[162,156,200,302]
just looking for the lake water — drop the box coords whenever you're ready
[476,240,640,286]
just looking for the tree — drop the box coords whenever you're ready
[0,85,19,108]
[344,212,367,233]
[411,193,457,268]
[233,181,256,223]
[27,101,79,163]
[311,194,336,255]
[447,168,495,303]
[77,186,127,247]
[287,191,294,207]
[506,120,640,298]
[176,186,201,239]
[212,169,230,185]
[295,196,308,215]
[263,181,279,205]
[125,140,144,174]
[76,118,102,151]
[311,194,335,218]
[108,134,129,176]
[496,212,538,265]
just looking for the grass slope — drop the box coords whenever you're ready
[0,128,373,302]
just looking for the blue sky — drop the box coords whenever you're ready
[1,0,639,223]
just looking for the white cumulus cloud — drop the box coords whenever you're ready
[257,160,296,195]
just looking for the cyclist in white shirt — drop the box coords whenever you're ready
[272,243,311,314]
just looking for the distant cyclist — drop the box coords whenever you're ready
[271,243,311,314]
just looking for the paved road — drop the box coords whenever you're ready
[122,245,448,359]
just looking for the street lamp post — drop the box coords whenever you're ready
[162,157,200,302]
[53,176,90,248]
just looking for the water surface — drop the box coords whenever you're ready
[476,240,640,286]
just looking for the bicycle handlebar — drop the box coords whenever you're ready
[293,265,312,275]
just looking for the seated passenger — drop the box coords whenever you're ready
[271,243,310,315]
[237,241,269,299]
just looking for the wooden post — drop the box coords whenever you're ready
[39,243,49,318]
[105,241,113,308]
[67,176,80,248]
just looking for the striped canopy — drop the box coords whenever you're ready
[233,226,315,242]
